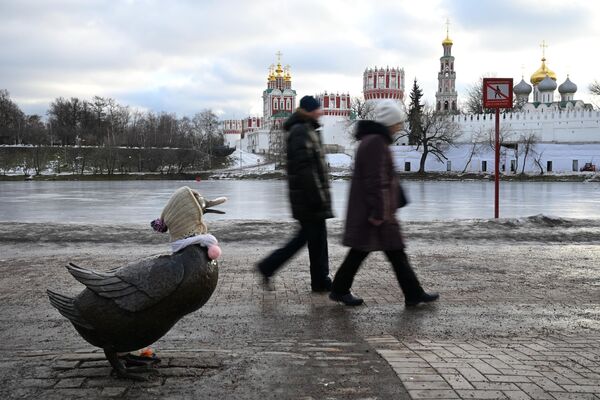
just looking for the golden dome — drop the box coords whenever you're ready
[530,57,556,85]
[275,62,283,77]
[268,64,276,81]
[284,65,291,81]
[442,35,453,46]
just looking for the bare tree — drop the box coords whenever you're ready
[414,105,460,173]
[518,133,539,174]
[532,149,545,175]
[350,96,376,120]
[464,76,495,114]
[590,81,600,96]
[344,97,376,142]
[268,125,286,169]
[0,89,26,145]
[461,142,480,173]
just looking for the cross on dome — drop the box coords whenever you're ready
[540,40,548,59]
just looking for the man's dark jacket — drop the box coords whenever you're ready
[283,111,333,221]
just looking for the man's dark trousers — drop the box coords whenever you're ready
[257,219,330,290]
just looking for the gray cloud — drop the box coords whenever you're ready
[0,0,597,118]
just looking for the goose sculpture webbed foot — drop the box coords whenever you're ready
[106,350,159,381]
[119,352,161,368]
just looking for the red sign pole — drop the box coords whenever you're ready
[483,78,513,219]
[494,108,500,219]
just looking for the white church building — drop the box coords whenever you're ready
[221,34,600,174]
[392,33,600,174]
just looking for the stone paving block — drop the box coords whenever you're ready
[47,388,101,399]
[440,374,474,390]
[497,368,543,377]
[547,393,599,400]
[456,389,508,399]
[58,367,112,378]
[486,359,513,370]
[560,385,600,393]
[472,382,520,391]
[101,387,127,397]
[20,378,57,388]
[539,371,576,385]
[397,374,446,382]
[52,360,80,370]
[59,353,105,362]
[86,378,138,388]
[551,366,585,379]
[487,375,533,383]
[456,366,488,382]
[402,380,453,390]
[515,383,555,399]
[54,377,86,388]
[470,361,501,375]
[571,378,600,386]
[393,366,438,375]
[527,376,565,392]
[502,389,532,400]
[407,388,460,399]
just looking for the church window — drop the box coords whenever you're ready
[273,100,278,110]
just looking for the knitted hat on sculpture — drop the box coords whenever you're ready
[374,100,407,127]
[160,186,207,241]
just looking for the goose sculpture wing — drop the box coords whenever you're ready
[66,255,184,313]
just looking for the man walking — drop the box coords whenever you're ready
[256,95,333,292]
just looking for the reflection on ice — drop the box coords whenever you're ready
[0,180,599,223]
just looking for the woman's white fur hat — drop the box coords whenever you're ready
[374,100,407,127]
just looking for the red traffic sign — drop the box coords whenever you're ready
[483,78,513,108]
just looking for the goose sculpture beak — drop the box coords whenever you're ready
[201,196,227,214]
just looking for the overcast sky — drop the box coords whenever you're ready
[1,0,598,119]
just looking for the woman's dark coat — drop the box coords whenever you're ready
[343,120,404,251]
[284,111,334,221]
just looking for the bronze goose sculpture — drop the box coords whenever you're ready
[47,186,225,379]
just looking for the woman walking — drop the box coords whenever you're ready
[329,100,439,307]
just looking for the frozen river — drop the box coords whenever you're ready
[0,179,599,224]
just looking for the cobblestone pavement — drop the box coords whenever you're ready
[368,335,600,399]
[1,223,599,399]
[0,338,407,399]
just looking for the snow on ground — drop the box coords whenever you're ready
[228,149,266,168]
[326,153,352,169]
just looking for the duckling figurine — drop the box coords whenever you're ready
[47,186,226,380]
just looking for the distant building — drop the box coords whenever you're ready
[408,36,600,174]
[241,53,297,154]
[363,66,405,102]
[315,92,352,153]
[435,25,458,112]
[221,119,242,148]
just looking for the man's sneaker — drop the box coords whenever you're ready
[405,292,439,307]
[329,291,364,306]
